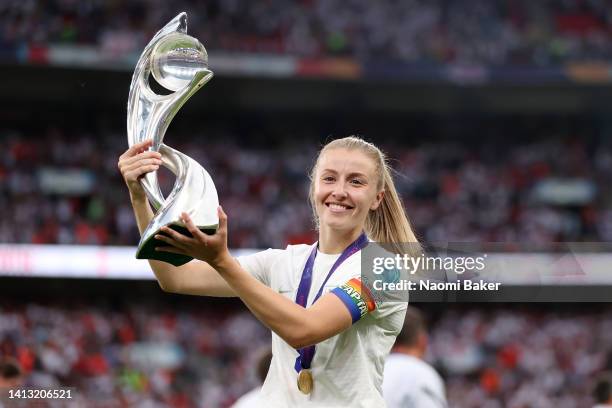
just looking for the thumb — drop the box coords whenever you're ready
[217,205,228,232]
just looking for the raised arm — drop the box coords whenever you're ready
[218,254,354,348]
[118,139,235,297]
[158,207,358,349]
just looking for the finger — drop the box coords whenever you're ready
[154,233,183,248]
[122,152,162,168]
[122,157,162,171]
[160,226,193,245]
[124,164,160,180]
[155,233,187,251]
[121,139,153,159]
[180,212,207,242]
[217,206,228,233]
[118,152,161,173]
[155,246,186,255]
[136,150,162,160]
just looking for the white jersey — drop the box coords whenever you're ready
[382,354,447,408]
[237,244,407,408]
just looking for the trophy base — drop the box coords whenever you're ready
[136,224,217,267]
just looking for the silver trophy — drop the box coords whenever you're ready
[127,12,218,266]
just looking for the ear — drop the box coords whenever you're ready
[370,190,384,211]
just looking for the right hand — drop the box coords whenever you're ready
[117,139,162,199]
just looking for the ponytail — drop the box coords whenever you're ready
[365,163,419,255]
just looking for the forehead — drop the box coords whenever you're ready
[317,148,377,176]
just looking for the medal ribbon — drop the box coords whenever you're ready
[293,232,369,373]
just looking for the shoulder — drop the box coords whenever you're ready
[284,244,314,253]
[384,355,446,408]
[235,244,307,260]
[236,244,314,288]
[236,244,313,268]
[285,243,313,256]
[278,243,315,266]
[386,354,443,386]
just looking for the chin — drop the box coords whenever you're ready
[320,218,355,232]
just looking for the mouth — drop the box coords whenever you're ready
[325,202,354,212]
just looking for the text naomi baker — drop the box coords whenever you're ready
[373,279,501,291]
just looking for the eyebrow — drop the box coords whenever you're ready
[320,169,369,179]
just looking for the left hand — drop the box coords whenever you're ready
[155,206,230,268]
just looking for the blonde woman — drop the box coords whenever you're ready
[118,136,419,407]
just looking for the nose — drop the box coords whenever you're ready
[332,183,348,199]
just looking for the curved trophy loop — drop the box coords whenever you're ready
[137,144,219,265]
[127,12,213,210]
[127,12,218,266]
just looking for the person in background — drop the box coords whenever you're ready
[232,347,273,408]
[0,358,23,408]
[593,372,612,408]
[0,358,22,388]
[383,306,447,408]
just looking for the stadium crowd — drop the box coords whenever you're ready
[0,300,609,407]
[1,122,612,249]
[0,299,270,407]
[1,0,612,65]
[430,306,612,408]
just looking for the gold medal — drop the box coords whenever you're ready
[297,369,314,394]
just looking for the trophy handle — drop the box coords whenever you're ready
[136,143,219,266]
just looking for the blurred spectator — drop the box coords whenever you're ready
[231,346,272,408]
[430,307,612,408]
[1,120,611,249]
[0,299,610,406]
[2,0,612,66]
[0,357,22,388]
[383,306,447,408]
[593,372,612,407]
[0,299,270,407]
[0,358,22,408]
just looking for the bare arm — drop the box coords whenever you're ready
[118,139,235,297]
[130,193,235,296]
[159,207,354,348]
[216,254,353,349]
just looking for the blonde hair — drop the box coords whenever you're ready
[308,136,420,255]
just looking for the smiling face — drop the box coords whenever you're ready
[312,147,384,235]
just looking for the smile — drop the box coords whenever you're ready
[325,202,354,212]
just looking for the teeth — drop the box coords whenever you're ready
[329,203,348,210]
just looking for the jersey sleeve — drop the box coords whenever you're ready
[236,248,282,287]
[331,277,377,323]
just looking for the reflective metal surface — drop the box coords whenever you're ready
[127,12,218,266]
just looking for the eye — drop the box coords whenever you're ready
[350,178,365,185]
[322,176,335,182]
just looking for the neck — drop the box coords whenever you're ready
[318,226,362,254]
[392,345,424,359]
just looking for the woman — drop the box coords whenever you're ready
[118,136,419,406]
